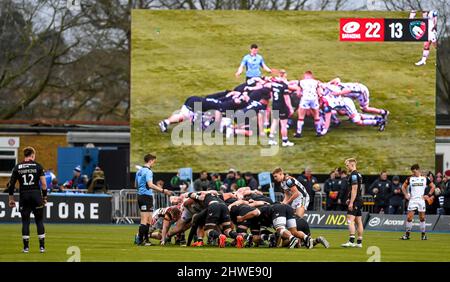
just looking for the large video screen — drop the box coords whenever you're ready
[131,10,435,174]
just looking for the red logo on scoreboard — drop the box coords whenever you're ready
[340,18,384,41]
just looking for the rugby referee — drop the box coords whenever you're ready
[8,147,47,253]
[235,44,272,81]
[135,153,173,246]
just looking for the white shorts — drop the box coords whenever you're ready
[181,208,194,223]
[429,30,437,43]
[357,85,370,108]
[291,195,310,210]
[273,217,297,229]
[350,113,362,123]
[151,217,164,231]
[407,198,426,212]
[343,98,358,117]
[180,105,194,118]
[299,97,319,110]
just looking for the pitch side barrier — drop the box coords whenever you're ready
[365,213,443,232]
[4,190,448,231]
[0,193,112,223]
[304,212,450,232]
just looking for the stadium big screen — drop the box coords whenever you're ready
[131,10,436,175]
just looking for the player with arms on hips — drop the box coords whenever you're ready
[272,167,309,218]
[410,10,438,66]
[341,158,364,248]
[7,147,48,253]
[135,154,173,246]
[400,164,435,240]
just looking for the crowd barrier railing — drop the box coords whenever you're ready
[114,190,182,224]
[113,189,378,224]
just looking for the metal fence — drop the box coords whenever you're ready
[112,189,376,224]
[114,189,178,224]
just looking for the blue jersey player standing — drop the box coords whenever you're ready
[135,154,173,246]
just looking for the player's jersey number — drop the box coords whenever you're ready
[22,174,35,186]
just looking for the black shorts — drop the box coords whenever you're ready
[233,205,258,230]
[347,203,362,217]
[238,205,255,217]
[296,217,310,236]
[19,190,44,214]
[137,195,154,212]
[243,217,262,235]
[192,209,208,226]
[270,203,295,221]
[205,203,231,225]
[272,106,289,120]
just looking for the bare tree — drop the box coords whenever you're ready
[0,0,132,121]
[0,0,448,120]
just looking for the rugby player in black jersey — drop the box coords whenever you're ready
[7,147,48,253]
[341,158,364,248]
[188,191,244,248]
[267,72,294,147]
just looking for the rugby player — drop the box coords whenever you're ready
[166,193,203,245]
[159,96,223,132]
[148,206,181,245]
[228,199,262,247]
[256,203,313,248]
[135,154,173,246]
[401,164,435,240]
[267,73,294,146]
[281,215,330,249]
[272,167,309,218]
[341,158,364,248]
[291,71,323,138]
[410,10,438,66]
[188,191,244,248]
[320,85,386,133]
[238,76,273,136]
[7,147,47,253]
[328,78,389,118]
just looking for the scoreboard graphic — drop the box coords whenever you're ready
[340,18,428,42]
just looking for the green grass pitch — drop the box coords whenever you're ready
[130,10,435,175]
[1,224,449,262]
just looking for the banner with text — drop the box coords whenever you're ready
[365,213,439,232]
[304,211,369,229]
[0,193,112,223]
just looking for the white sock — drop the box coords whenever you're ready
[406,221,413,232]
[164,119,170,125]
[420,221,426,233]
[362,120,377,125]
[297,120,304,134]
